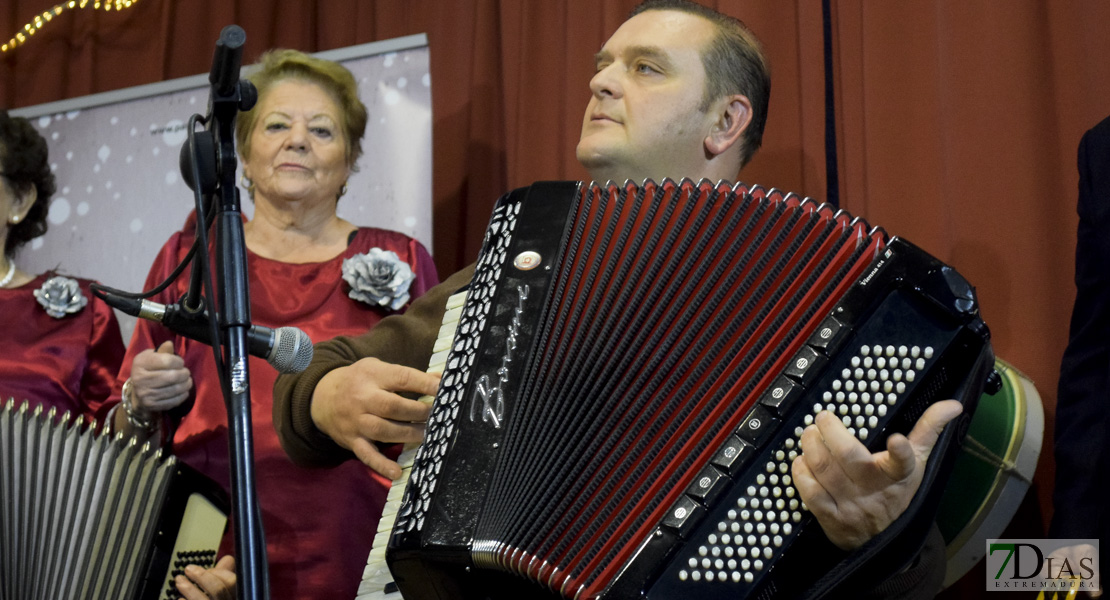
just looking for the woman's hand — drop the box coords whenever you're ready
[130,340,193,413]
[175,555,236,600]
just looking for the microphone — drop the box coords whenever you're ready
[102,293,313,374]
[210,25,247,98]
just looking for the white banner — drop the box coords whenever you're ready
[11,35,433,341]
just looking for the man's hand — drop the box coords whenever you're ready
[310,357,439,479]
[175,555,236,600]
[791,399,963,550]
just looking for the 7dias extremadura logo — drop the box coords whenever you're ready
[986,539,1100,594]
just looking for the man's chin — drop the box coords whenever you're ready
[577,145,621,182]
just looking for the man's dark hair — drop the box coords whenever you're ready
[630,0,771,168]
[0,110,56,258]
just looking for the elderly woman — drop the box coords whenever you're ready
[0,110,125,416]
[112,50,439,599]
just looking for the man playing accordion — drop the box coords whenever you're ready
[275,2,964,598]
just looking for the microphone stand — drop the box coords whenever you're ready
[188,25,269,600]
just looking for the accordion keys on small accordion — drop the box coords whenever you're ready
[0,399,229,600]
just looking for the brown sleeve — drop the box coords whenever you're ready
[273,264,477,467]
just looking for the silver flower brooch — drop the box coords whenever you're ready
[342,248,415,311]
[34,276,88,318]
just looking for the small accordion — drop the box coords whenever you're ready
[378,180,994,599]
[0,399,229,600]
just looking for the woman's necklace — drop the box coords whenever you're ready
[0,259,15,288]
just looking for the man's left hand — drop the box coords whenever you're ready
[791,399,963,550]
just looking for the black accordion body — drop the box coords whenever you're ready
[386,180,994,599]
[0,399,229,600]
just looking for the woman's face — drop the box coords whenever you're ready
[242,79,350,207]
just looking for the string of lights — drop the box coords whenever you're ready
[2,0,141,54]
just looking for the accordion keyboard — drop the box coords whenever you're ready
[355,290,470,600]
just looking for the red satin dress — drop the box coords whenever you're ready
[0,273,125,419]
[113,227,439,600]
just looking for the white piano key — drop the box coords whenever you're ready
[358,291,469,600]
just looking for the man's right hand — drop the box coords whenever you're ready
[310,357,439,479]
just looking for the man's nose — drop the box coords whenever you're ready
[589,63,622,98]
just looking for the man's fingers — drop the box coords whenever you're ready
[356,415,425,446]
[813,411,872,471]
[906,399,963,456]
[791,454,835,514]
[875,400,961,483]
[352,437,404,480]
[361,393,433,423]
[363,358,441,397]
[311,360,436,472]
[797,417,858,497]
[879,433,915,481]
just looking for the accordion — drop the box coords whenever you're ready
[0,399,229,600]
[378,179,994,600]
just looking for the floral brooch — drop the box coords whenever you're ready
[342,248,415,311]
[34,275,88,318]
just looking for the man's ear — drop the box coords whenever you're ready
[704,94,753,157]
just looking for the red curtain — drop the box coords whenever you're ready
[4,0,1109,591]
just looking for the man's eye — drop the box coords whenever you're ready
[635,62,660,74]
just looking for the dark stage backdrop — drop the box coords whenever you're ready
[4,1,1109,595]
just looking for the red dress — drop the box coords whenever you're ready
[0,272,125,419]
[114,228,439,600]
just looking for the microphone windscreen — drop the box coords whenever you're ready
[270,327,314,374]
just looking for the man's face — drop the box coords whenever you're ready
[576,10,719,184]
